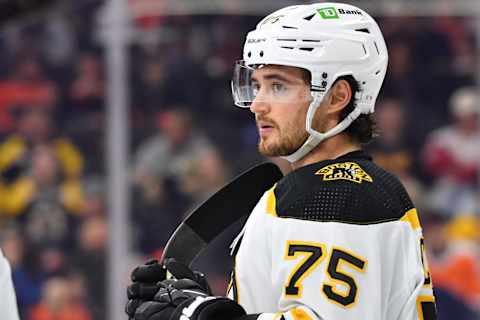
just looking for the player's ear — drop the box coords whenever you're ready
[326,79,352,115]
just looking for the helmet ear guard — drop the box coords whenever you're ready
[232,2,388,162]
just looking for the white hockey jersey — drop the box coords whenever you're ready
[227,151,436,320]
[0,248,19,320]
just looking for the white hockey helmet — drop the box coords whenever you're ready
[231,3,388,162]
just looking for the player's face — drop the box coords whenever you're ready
[249,65,312,157]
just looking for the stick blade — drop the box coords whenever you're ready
[162,162,283,265]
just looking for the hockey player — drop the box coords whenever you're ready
[126,3,437,319]
[0,248,20,320]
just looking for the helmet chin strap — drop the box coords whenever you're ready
[281,90,364,163]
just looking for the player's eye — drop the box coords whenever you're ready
[272,82,287,94]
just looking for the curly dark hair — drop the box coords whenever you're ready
[337,75,377,144]
[301,70,377,144]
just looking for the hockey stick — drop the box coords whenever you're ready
[161,162,283,266]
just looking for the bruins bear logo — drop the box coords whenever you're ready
[315,162,373,184]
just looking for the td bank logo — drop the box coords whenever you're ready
[317,7,363,19]
[317,7,339,19]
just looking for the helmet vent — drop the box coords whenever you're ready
[362,45,367,55]
[375,70,381,75]
[282,25,298,29]
[374,41,380,55]
[280,47,314,52]
[304,14,315,21]
[278,38,296,42]
[302,39,321,43]
[355,28,370,34]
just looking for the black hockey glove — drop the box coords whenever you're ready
[126,258,211,318]
[131,278,246,320]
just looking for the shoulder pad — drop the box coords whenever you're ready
[273,158,414,224]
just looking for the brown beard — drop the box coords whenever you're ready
[258,125,309,157]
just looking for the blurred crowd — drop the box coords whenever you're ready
[0,2,477,320]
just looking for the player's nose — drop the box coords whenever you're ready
[250,98,270,115]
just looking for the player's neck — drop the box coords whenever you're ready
[291,133,361,170]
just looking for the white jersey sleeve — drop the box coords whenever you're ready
[227,154,436,320]
[0,249,20,320]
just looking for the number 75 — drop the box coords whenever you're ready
[284,241,367,308]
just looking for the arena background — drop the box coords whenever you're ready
[0,0,479,319]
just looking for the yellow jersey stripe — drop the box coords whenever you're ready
[289,307,313,320]
[266,184,278,217]
[416,295,436,320]
[400,208,421,230]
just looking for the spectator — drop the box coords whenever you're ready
[179,148,229,204]
[132,171,187,254]
[422,86,480,216]
[381,37,416,105]
[37,245,68,278]
[71,216,107,320]
[78,176,105,218]
[132,107,224,253]
[68,51,104,113]
[133,107,217,194]
[1,228,42,318]
[367,98,426,208]
[28,276,91,320]
[0,55,57,132]
[0,109,85,218]
[369,98,412,174]
[425,213,480,309]
[2,144,83,249]
[0,108,83,180]
[434,16,477,81]
[67,272,91,315]
[133,57,169,114]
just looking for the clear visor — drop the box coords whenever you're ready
[231,60,313,108]
[231,60,256,108]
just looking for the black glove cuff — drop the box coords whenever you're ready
[171,297,246,320]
